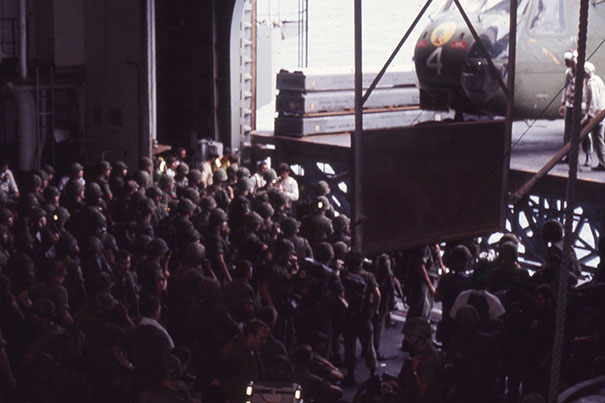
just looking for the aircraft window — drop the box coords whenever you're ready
[529,0,565,34]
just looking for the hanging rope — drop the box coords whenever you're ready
[548,0,589,401]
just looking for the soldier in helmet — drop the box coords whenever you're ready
[84,182,106,212]
[262,239,299,346]
[340,252,380,385]
[256,201,279,245]
[192,195,216,234]
[22,173,43,200]
[310,242,347,364]
[132,198,155,241]
[138,238,171,301]
[179,187,200,207]
[42,186,61,214]
[62,179,85,214]
[262,168,278,189]
[48,206,70,239]
[223,260,258,324]
[26,258,74,327]
[28,207,54,262]
[139,156,154,176]
[188,169,204,193]
[488,241,530,295]
[280,217,313,261]
[58,162,85,191]
[269,190,290,223]
[94,161,113,201]
[146,186,168,226]
[398,317,445,403]
[300,196,334,252]
[133,170,152,191]
[174,199,200,249]
[315,180,330,198]
[237,166,251,180]
[529,219,579,291]
[237,212,268,270]
[205,208,233,284]
[111,249,139,318]
[228,177,253,235]
[53,232,86,310]
[174,163,189,189]
[207,168,232,211]
[109,161,129,196]
[158,175,176,200]
[435,244,473,347]
[41,164,55,185]
[329,214,351,245]
[36,169,50,190]
[80,236,113,294]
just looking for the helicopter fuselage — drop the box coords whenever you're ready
[414,0,605,120]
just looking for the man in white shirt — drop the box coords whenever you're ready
[583,62,605,171]
[449,288,506,321]
[559,51,593,165]
[450,268,506,321]
[0,160,19,198]
[276,162,299,202]
[139,294,175,349]
[250,160,268,192]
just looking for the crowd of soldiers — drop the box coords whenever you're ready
[0,149,604,403]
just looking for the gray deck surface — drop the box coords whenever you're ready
[510,119,604,184]
[255,119,605,185]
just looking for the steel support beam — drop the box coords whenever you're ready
[142,0,157,159]
[352,0,363,252]
[550,0,590,400]
[502,0,517,225]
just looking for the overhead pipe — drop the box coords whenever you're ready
[18,0,27,81]
[4,82,37,171]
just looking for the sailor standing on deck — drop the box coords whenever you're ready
[582,62,605,171]
[559,51,592,165]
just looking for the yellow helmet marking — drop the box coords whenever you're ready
[431,21,456,47]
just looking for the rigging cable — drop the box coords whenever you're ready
[548,1,589,401]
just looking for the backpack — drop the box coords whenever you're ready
[341,269,367,314]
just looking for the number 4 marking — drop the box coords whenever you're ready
[426,47,443,75]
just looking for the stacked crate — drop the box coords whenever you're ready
[274,67,431,137]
